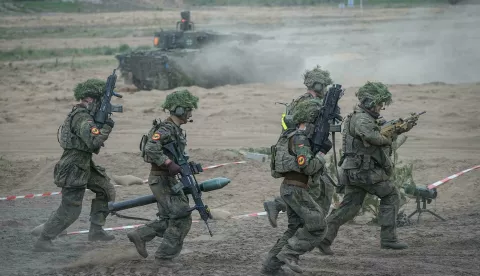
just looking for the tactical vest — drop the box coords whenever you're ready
[340,109,392,172]
[58,106,94,153]
[270,130,303,178]
[139,118,187,164]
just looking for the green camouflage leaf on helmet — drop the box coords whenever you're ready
[73,79,106,101]
[292,99,321,124]
[302,65,333,89]
[161,89,199,111]
[355,81,393,107]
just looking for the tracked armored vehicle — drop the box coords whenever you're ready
[115,11,276,91]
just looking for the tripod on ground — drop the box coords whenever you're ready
[407,194,446,223]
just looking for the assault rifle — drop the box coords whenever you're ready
[311,84,344,155]
[163,142,214,236]
[380,111,426,139]
[94,69,124,127]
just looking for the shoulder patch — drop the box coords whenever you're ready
[152,132,161,141]
[297,155,306,166]
[91,127,100,135]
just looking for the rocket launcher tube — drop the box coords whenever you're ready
[108,177,230,213]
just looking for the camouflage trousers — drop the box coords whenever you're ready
[323,169,400,246]
[274,171,334,215]
[41,167,115,239]
[264,181,326,271]
[131,173,192,260]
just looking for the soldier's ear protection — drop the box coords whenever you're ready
[172,106,185,117]
[313,83,324,93]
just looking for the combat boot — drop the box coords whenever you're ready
[33,235,57,252]
[88,224,115,241]
[127,231,148,258]
[277,253,303,274]
[317,240,334,255]
[264,201,280,228]
[381,241,409,250]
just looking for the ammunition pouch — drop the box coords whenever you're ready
[341,154,375,171]
[270,144,283,178]
[140,134,148,159]
[270,131,301,176]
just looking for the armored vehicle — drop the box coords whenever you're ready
[115,11,302,91]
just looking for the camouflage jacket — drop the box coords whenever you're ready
[54,105,112,188]
[341,105,393,178]
[143,117,187,168]
[272,129,324,178]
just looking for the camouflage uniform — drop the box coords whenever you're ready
[265,66,336,227]
[319,82,408,253]
[34,79,116,252]
[127,89,199,260]
[263,100,327,274]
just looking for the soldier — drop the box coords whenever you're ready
[34,79,116,252]
[317,82,410,255]
[262,100,327,274]
[126,89,198,264]
[264,65,336,229]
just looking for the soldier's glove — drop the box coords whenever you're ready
[166,162,182,176]
[105,118,115,128]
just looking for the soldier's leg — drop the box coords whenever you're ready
[320,185,366,252]
[263,196,287,228]
[262,203,302,274]
[311,172,334,215]
[35,187,85,251]
[276,184,326,273]
[127,175,170,258]
[154,178,192,260]
[372,181,408,250]
[87,167,116,241]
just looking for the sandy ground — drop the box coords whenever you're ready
[1,4,480,276]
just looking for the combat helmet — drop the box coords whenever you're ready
[74,79,106,101]
[302,65,333,90]
[161,89,199,115]
[292,100,321,124]
[355,81,392,109]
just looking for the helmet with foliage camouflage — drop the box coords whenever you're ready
[73,79,106,101]
[355,81,392,109]
[302,65,333,89]
[161,89,199,112]
[292,100,321,124]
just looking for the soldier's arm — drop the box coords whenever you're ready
[144,126,173,166]
[73,113,112,151]
[355,115,392,146]
[292,132,325,175]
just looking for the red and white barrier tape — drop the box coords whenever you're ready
[1,161,247,201]
[427,165,480,190]
[0,191,62,201]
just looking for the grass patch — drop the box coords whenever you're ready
[183,0,447,6]
[0,44,153,62]
[0,26,159,40]
[37,57,118,71]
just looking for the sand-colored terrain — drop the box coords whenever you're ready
[1,4,479,276]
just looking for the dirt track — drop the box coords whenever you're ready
[1,4,480,276]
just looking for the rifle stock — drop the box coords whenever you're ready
[311,84,344,155]
[94,69,123,127]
